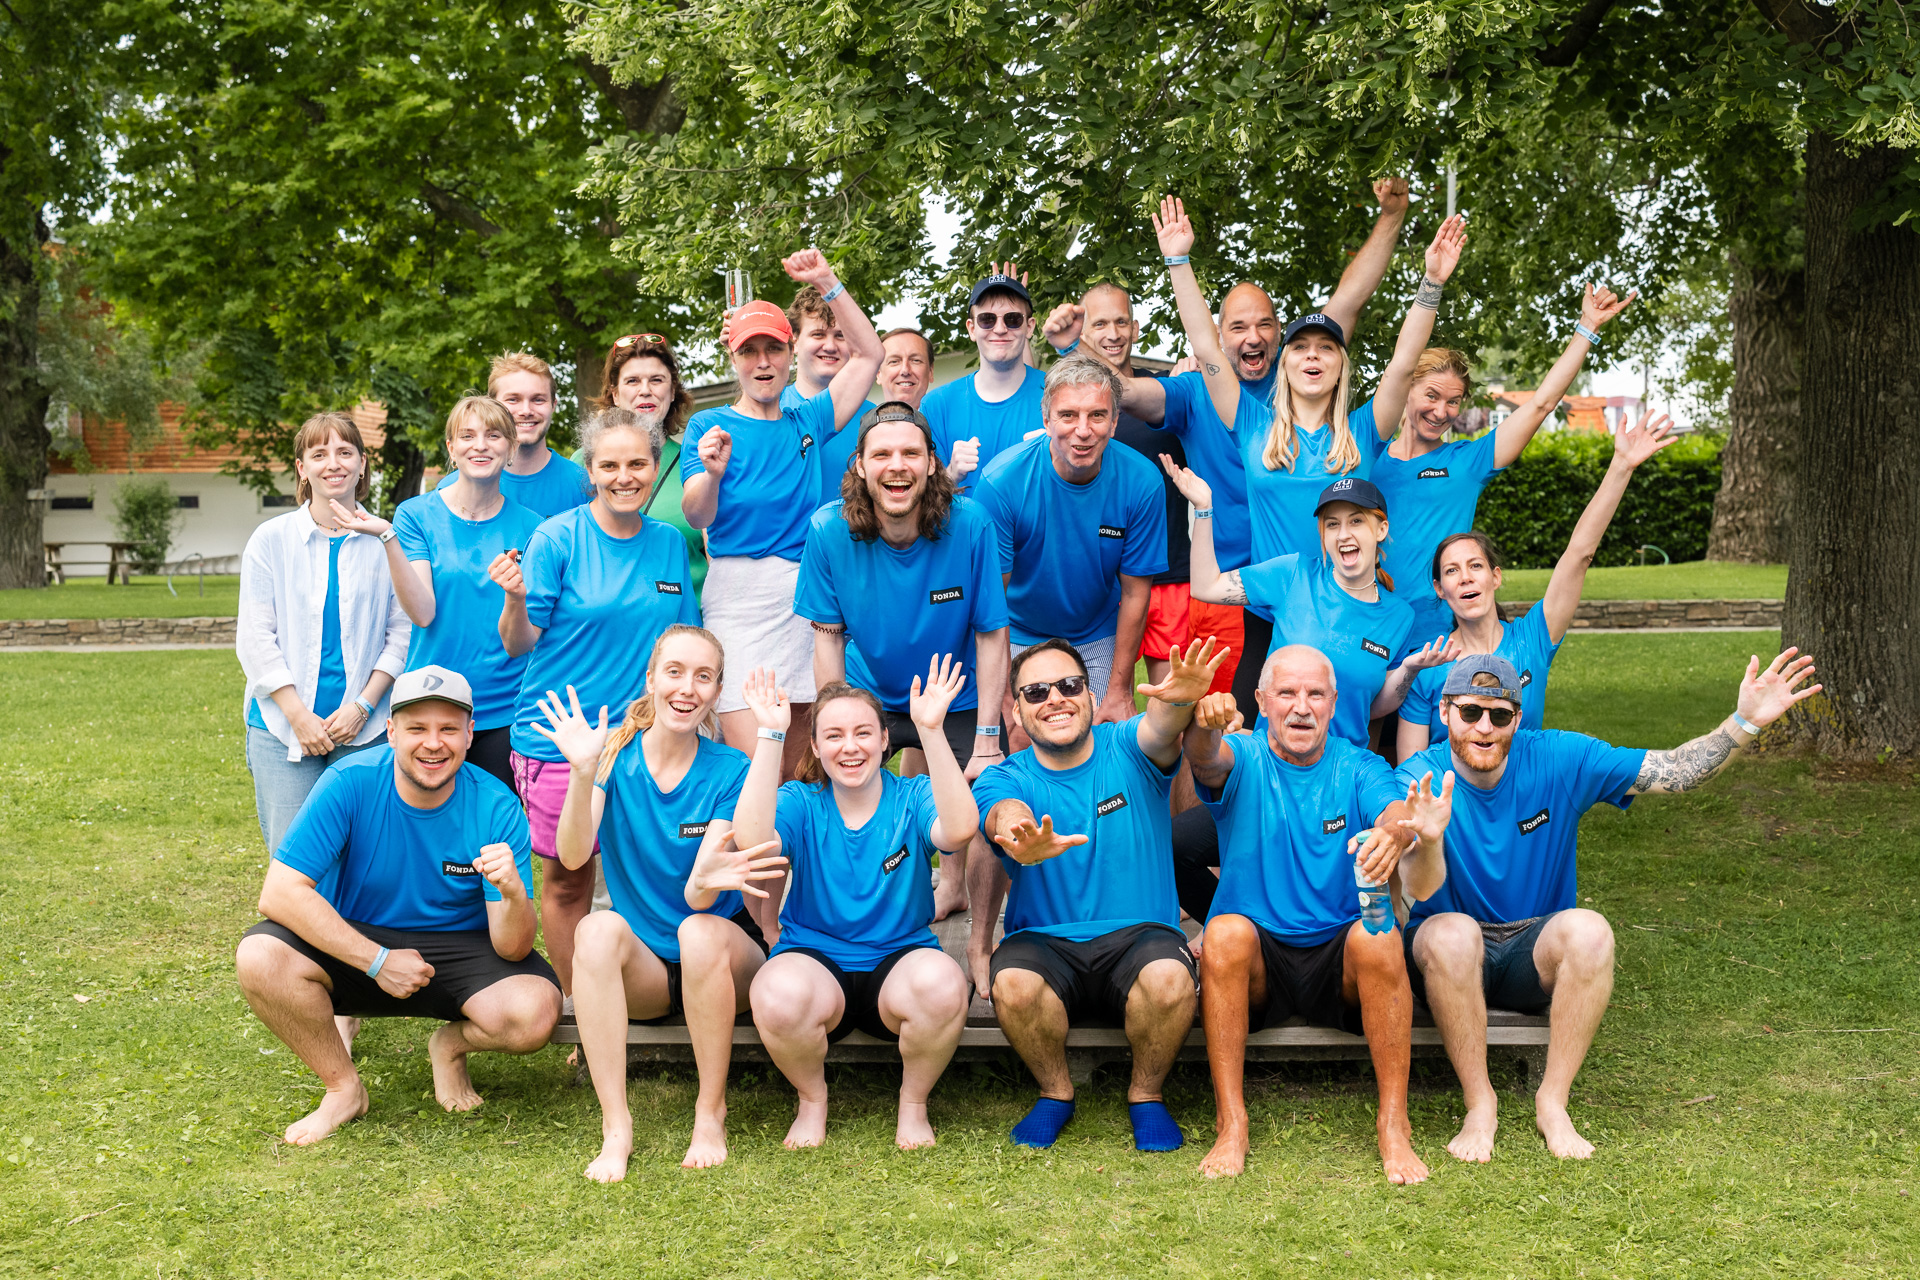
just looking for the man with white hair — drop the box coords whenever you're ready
[1182,644,1453,1184]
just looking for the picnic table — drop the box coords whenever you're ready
[551,909,1552,1090]
[44,542,139,586]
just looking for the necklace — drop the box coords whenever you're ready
[446,486,502,522]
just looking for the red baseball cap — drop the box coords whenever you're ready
[727,300,793,351]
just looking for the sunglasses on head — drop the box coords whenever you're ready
[1017,675,1089,704]
[1453,703,1517,727]
[614,333,668,349]
[971,311,1029,330]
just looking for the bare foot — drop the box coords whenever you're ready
[1197,1122,1248,1178]
[896,1101,936,1150]
[334,1016,361,1057]
[284,1079,369,1146]
[1379,1121,1430,1185]
[1448,1103,1498,1163]
[683,1106,729,1168]
[586,1126,633,1183]
[1535,1095,1595,1159]
[932,875,968,923]
[428,1024,483,1112]
[784,1096,828,1149]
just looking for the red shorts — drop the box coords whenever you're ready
[1138,582,1242,696]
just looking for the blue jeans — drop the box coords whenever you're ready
[245,727,384,854]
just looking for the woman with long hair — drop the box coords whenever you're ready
[1394,410,1678,760]
[491,408,700,996]
[738,661,977,1152]
[531,625,785,1180]
[591,333,707,595]
[333,395,542,790]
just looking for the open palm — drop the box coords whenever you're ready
[1614,410,1677,469]
[530,685,609,772]
[1736,649,1821,729]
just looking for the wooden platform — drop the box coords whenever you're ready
[551,908,1553,1088]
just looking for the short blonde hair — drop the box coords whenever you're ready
[444,394,514,446]
[486,351,553,396]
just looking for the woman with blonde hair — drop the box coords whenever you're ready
[533,625,784,1180]
[334,395,542,788]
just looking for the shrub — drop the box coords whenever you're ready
[111,476,181,574]
[1470,430,1724,569]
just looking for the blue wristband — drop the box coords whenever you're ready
[1193,507,1214,520]
[1731,711,1762,737]
[354,696,374,718]
[366,946,390,979]
[1574,322,1601,344]
[1164,254,1191,266]
[975,724,1001,737]
[1053,338,1080,356]
[821,281,846,303]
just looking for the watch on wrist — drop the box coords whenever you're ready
[377,527,397,544]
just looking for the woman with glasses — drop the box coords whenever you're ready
[589,332,706,595]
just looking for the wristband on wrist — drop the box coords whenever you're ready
[975,724,1001,737]
[1574,321,1601,344]
[971,748,1005,758]
[1730,711,1762,737]
[354,696,375,718]
[1163,699,1196,708]
[1053,338,1080,356]
[366,946,390,979]
[821,281,846,303]
[756,727,786,743]
[1192,507,1214,520]
[377,527,397,544]
[1164,254,1191,266]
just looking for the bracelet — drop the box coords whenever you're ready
[756,727,786,743]
[1164,700,1196,708]
[1730,711,1762,737]
[1053,338,1080,356]
[1192,507,1214,520]
[971,748,1005,758]
[1574,322,1601,344]
[821,281,846,303]
[975,724,1001,737]
[377,527,397,544]
[1164,254,1191,266]
[366,946,390,979]
[353,697,375,718]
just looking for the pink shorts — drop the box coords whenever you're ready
[511,751,598,861]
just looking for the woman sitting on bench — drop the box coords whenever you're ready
[736,661,977,1151]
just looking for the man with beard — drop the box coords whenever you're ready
[234,667,561,1146]
[969,636,1228,1152]
[1395,651,1821,1165]
[438,352,591,517]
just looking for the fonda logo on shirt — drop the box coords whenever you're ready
[1520,668,1533,688]
[1518,807,1551,835]
[1096,793,1128,818]
[1322,814,1348,835]
[678,821,710,840]
[800,433,815,456]
[881,846,912,875]
[1360,638,1389,660]
[655,580,683,595]
[1097,525,1126,539]
[441,860,481,878]
[929,585,965,605]
[1417,466,1450,479]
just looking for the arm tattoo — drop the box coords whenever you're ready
[1413,276,1444,310]
[1220,570,1248,606]
[1633,728,1738,794]
[1205,362,1222,376]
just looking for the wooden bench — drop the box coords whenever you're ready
[44,541,138,586]
[551,910,1552,1090]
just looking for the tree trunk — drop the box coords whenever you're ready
[1708,260,1801,563]
[0,207,51,591]
[1781,132,1920,757]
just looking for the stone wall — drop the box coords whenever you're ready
[1503,599,1783,629]
[0,617,237,647]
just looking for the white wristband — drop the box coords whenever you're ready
[1574,322,1601,344]
[756,727,786,743]
[975,724,1001,737]
[821,281,846,303]
[1192,507,1214,520]
[1730,711,1761,737]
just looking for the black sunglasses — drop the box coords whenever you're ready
[1017,675,1089,705]
[971,311,1029,330]
[1454,703,1517,727]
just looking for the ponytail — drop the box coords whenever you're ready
[594,624,725,783]
[795,683,889,789]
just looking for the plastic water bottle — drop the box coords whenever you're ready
[1352,829,1394,935]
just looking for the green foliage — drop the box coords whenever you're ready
[109,476,180,573]
[36,251,176,466]
[1474,430,1725,570]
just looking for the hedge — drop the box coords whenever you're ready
[1469,430,1724,569]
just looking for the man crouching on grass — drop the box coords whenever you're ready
[235,666,561,1145]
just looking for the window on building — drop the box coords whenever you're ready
[176,495,200,509]
[261,493,297,509]
[50,496,93,511]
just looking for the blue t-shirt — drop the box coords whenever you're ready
[437,451,591,519]
[1372,433,1503,615]
[510,507,701,761]
[596,735,752,963]
[1200,732,1404,946]
[313,533,349,718]
[1240,553,1418,748]
[971,717,1181,943]
[792,496,1009,713]
[681,389,836,560]
[784,384,877,508]
[1244,399,1388,566]
[391,492,544,730]
[975,435,1169,646]
[1401,605,1562,747]
[771,771,943,970]
[273,748,534,932]
[1157,371,1253,571]
[1395,730,1647,925]
[922,366,1047,493]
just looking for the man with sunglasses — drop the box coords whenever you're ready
[1395,649,1821,1166]
[968,635,1228,1153]
[922,265,1047,494]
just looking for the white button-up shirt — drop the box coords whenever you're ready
[237,504,411,761]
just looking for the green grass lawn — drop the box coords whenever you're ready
[1497,561,1787,602]
[1,635,1914,1278]
[0,576,240,621]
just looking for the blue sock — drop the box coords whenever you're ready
[1129,1100,1184,1152]
[1010,1097,1076,1148]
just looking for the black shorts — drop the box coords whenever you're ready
[882,706,978,763]
[777,944,934,1043]
[466,725,516,792]
[1405,913,1557,1015]
[1251,922,1364,1034]
[243,919,559,1021]
[989,923,1197,1024]
[639,907,770,1025]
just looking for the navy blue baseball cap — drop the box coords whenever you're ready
[1314,476,1387,516]
[968,273,1033,311]
[1440,654,1523,705]
[1283,311,1347,347]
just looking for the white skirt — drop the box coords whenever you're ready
[702,554,817,712]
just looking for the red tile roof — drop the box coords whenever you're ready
[49,402,389,474]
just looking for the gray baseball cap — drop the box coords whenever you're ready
[389,665,474,714]
[1440,654,1522,705]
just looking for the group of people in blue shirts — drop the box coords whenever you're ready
[231,194,1823,1187]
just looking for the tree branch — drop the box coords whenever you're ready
[419,179,503,239]
[1537,0,1622,67]
[1749,0,1850,51]
[577,57,685,137]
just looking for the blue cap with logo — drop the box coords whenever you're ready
[1440,654,1523,705]
[1314,476,1388,516]
[1283,312,1347,347]
[968,273,1033,310]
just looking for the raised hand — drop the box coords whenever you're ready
[1400,634,1465,673]
[1424,213,1467,285]
[1395,770,1455,851]
[991,261,1028,290]
[698,427,733,477]
[687,837,789,900]
[328,499,391,538]
[472,842,527,899]
[908,653,967,732]
[487,548,525,599]
[992,813,1088,866]
[1158,454,1214,509]
[1138,635,1230,707]
[1580,282,1637,332]
[1374,176,1410,218]
[1043,302,1085,351]
[1153,196,1195,260]
[529,685,610,773]
[1614,409,1677,470]
[1735,648,1821,731]
[742,667,791,734]
[945,436,981,483]
[1192,690,1243,734]
[781,247,837,289]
